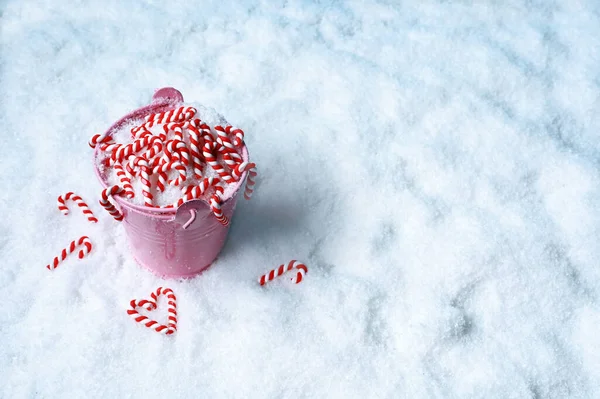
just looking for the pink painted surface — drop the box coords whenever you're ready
[93,87,248,278]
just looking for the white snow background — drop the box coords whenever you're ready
[1,1,600,398]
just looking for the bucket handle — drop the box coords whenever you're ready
[182,210,196,230]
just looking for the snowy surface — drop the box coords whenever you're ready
[2,1,600,398]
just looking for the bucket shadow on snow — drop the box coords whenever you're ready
[218,193,309,258]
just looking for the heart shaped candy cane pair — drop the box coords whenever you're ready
[127,287,177,335]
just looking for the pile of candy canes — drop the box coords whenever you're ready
[89,105,258,225]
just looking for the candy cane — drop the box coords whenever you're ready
[114,163,135,198]
[47,236,93,271]
[209,187,229,226]
[175,177,220,207]
[126,287,177,335]
[258,260,308,286]
[138,164,153,206]
[88,134,112,149]
[143,107,196,128]
[198,122,213,144]
[214,125,236,153]
[57,192,98,223]
[99,185,126,221]
[222,152,243,169]
[203,141,234,183]
[229,126,245,147]
[164,123,185,142]
[168,162,187,187]
[232,162,257,200]
[187,125,204,179]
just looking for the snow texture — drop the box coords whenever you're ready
[1,1,600,398]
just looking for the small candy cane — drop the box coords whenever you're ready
[88,134,112,149]
[174,177,221,207]
[222,152,243,169]
[209,187,229,226]
[57,192,98,223]
[232,162,258,200]
[114,163,134,198]
[164,123,185,142]
[47,236,93,271]
[187,125,204,179]
[138,164,153,207]
[126,287,177,335]
[203,141,234,183]
[57,191,98,223]
[258,260,308,286]
[99,185,126,221]
[214,125,237,153]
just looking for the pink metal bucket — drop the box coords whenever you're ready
[93,87,248,278]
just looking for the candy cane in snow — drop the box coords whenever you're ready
[47,236,93,271]
[57,192,98,223]
[258,260,308,286]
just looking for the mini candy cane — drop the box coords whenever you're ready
[258,260,308,286]
[99,185,126,221]
[175,177,220,207]
[114,163,135,198]
[198,122,214,144]
[127,287,177,335]
[187,125,204,179]
[47,236,93,271]
[232,162,258,200]
[88,134,112,149]
[222,152,243,169]
[161,140,186,165]
[164,123,185,142]
[139,164,153,206]
[229,126,245,147]
[209,187,229,226]
[214,125,237,153]
[143,106,196,128]
[57,192,98,223]
[203,141,234,183]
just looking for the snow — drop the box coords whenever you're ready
[2,0,600,398]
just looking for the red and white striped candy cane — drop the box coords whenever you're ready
[138,163,153,207]
[232,162,257,200]
[109,135,156,165]
[153,158,178,192]
[222,152,243,169]
[57,192,98,223]
[126,287,177,335]
[214,125,237,153]
[203,141,234,183]
[114,163,135,198]
[198,122,213,144]
[187,125,204,179]
[164,123,185,142]
[161,140,185,165]
[258,260,308,286]
[168,162,187,187]
[144,106,196,127]
[175,177,220,207]
[209,187,229,226]
[228,126,245,147]
[152,160,186,190]
[47,236,93,271]
[88,134,112,149]
[99,185,126,221]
